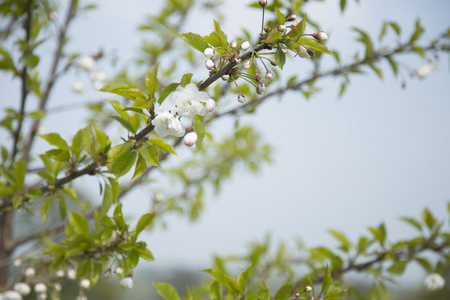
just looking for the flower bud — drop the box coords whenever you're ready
[296,45,311,58]
[238,93,246,103]
[79,279,90,289]
[53,283,62,292]
[3,291,22,300]
[183,132,198,147]
[265,71,273,79]
[34,283,47,294]
[115,267,124,275]
[206,98,216,112]
[234,55,242,63]
[104,268,112,279]
[281,48,287,54]
[241,41,250,51]
[24,267,36,277]
[205,59,215,70]
[263,26,270,32]
[221,75,228,81]
[256,82,266,94]
[286,14,297,22]
[259,0,267,7]
[13,259,22,267]
[230,40,237,49]
[72,80,84,93]
[55,269,65,277]
[14,282,31,295]
[244,60,252,69]
[204,47,215,58]
[67,268,77,280]
[303,285,312,293]
[306,47,315,57]
[295,292,301,298]
[79,56,95,71]
[278,24,286,31]
[314,31,328,42]
[269,59,277,66]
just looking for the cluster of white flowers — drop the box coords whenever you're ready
[424,273,445,291]
[72,56,107,93]
[151,83,215,147]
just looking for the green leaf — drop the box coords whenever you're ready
[24,53,39,69]
[139,145,160,167]
[352,28,373,57]
[387,260,407,275]
[320,264,333,295]
[326,284,347,299]
[400,217,422,231]
[368,223,386,246]
[213,20,228,48]
[357,236,372,254]
[422,208,436,230]
[275,8,285,25]
[132,94,150,109]
[146,62,160,99]
[153,283,181,300]
[107,142,137,178]
[13,158,26,188]
[177,33,209,53]
[409,19,424,44]
[203,269,241,295]
[297,37,332,55]
[100,184,113,217]
[415,257,433,272]
[113,203,127,231]
[100,83,144,101]
[131,155,147,182]
[180,73,193,88]
[193,115,205,149]
[237,264,252,291]
[148,138,177,155]
[287,16,306,38]
[328,230,352,252]
[274,48,286,70]
[340,0,346,12]
[136,212,156,236]
[40,196,53,224]
[111,116,136,133]
[263,30,282,44]
[62,188,78,205]
[68,211,90,235]
[158,82,180,104]
[39,133,69,151]
[274,283,292,300]
[136,246,155,261]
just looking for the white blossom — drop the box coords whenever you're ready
[205,59,215,70]
[230,40,237,49]
[115,267,124,275]
[13,259,22,267]
[204,48,215,59]
[67,268,77,280]
[53,283,62,292]
[238,94,246,103]
[296,45,311,58]
[151,108,185,137]
[171,83,209,118]
[244,60,252,69]
[278,24,286,31]
[316,31,328,42]
[72,80,85,93]
[183,132,198,147]
[79,56,95,71]
[205,98,215,112]
[14,283,30,296]
[304,285,312,293]
[24,267,35,278]
[36,293,47,300]
[90,70,106,82]
[241,41,250,51]
[416,62,436,79]
[265,71,273,79]
[34,283,47,294]
[49,11,58,20]
[3,291,22,300]
[425,273,445,291]
[55,269,65,277]
[120,277,134,289]
[79,279,90,289]
[257,82,266,94]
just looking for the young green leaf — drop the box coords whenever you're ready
[40,196,53,224]
[275,8,285,25]
[136,212,156,236]
[177,33,209,53]
[297,37,332,55]
[153,282,181,300]
[107,142,138,178]
[68,211,90,235]
[100,83,144,101]
[158,82,180,104]
[139,145,160,167]
[131,155,147,182]
[180,73,193,88]
[275,48,286,70]
[146,62,160,99]
[111,116,136,133]
[193,115,205,149]
[274,283,292,300]
[320,264,333,296]
[148,138,177,155]
[39,133,70,151]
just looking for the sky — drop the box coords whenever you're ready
[1,0,450,289]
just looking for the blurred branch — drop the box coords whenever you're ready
[21,0,77,165]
